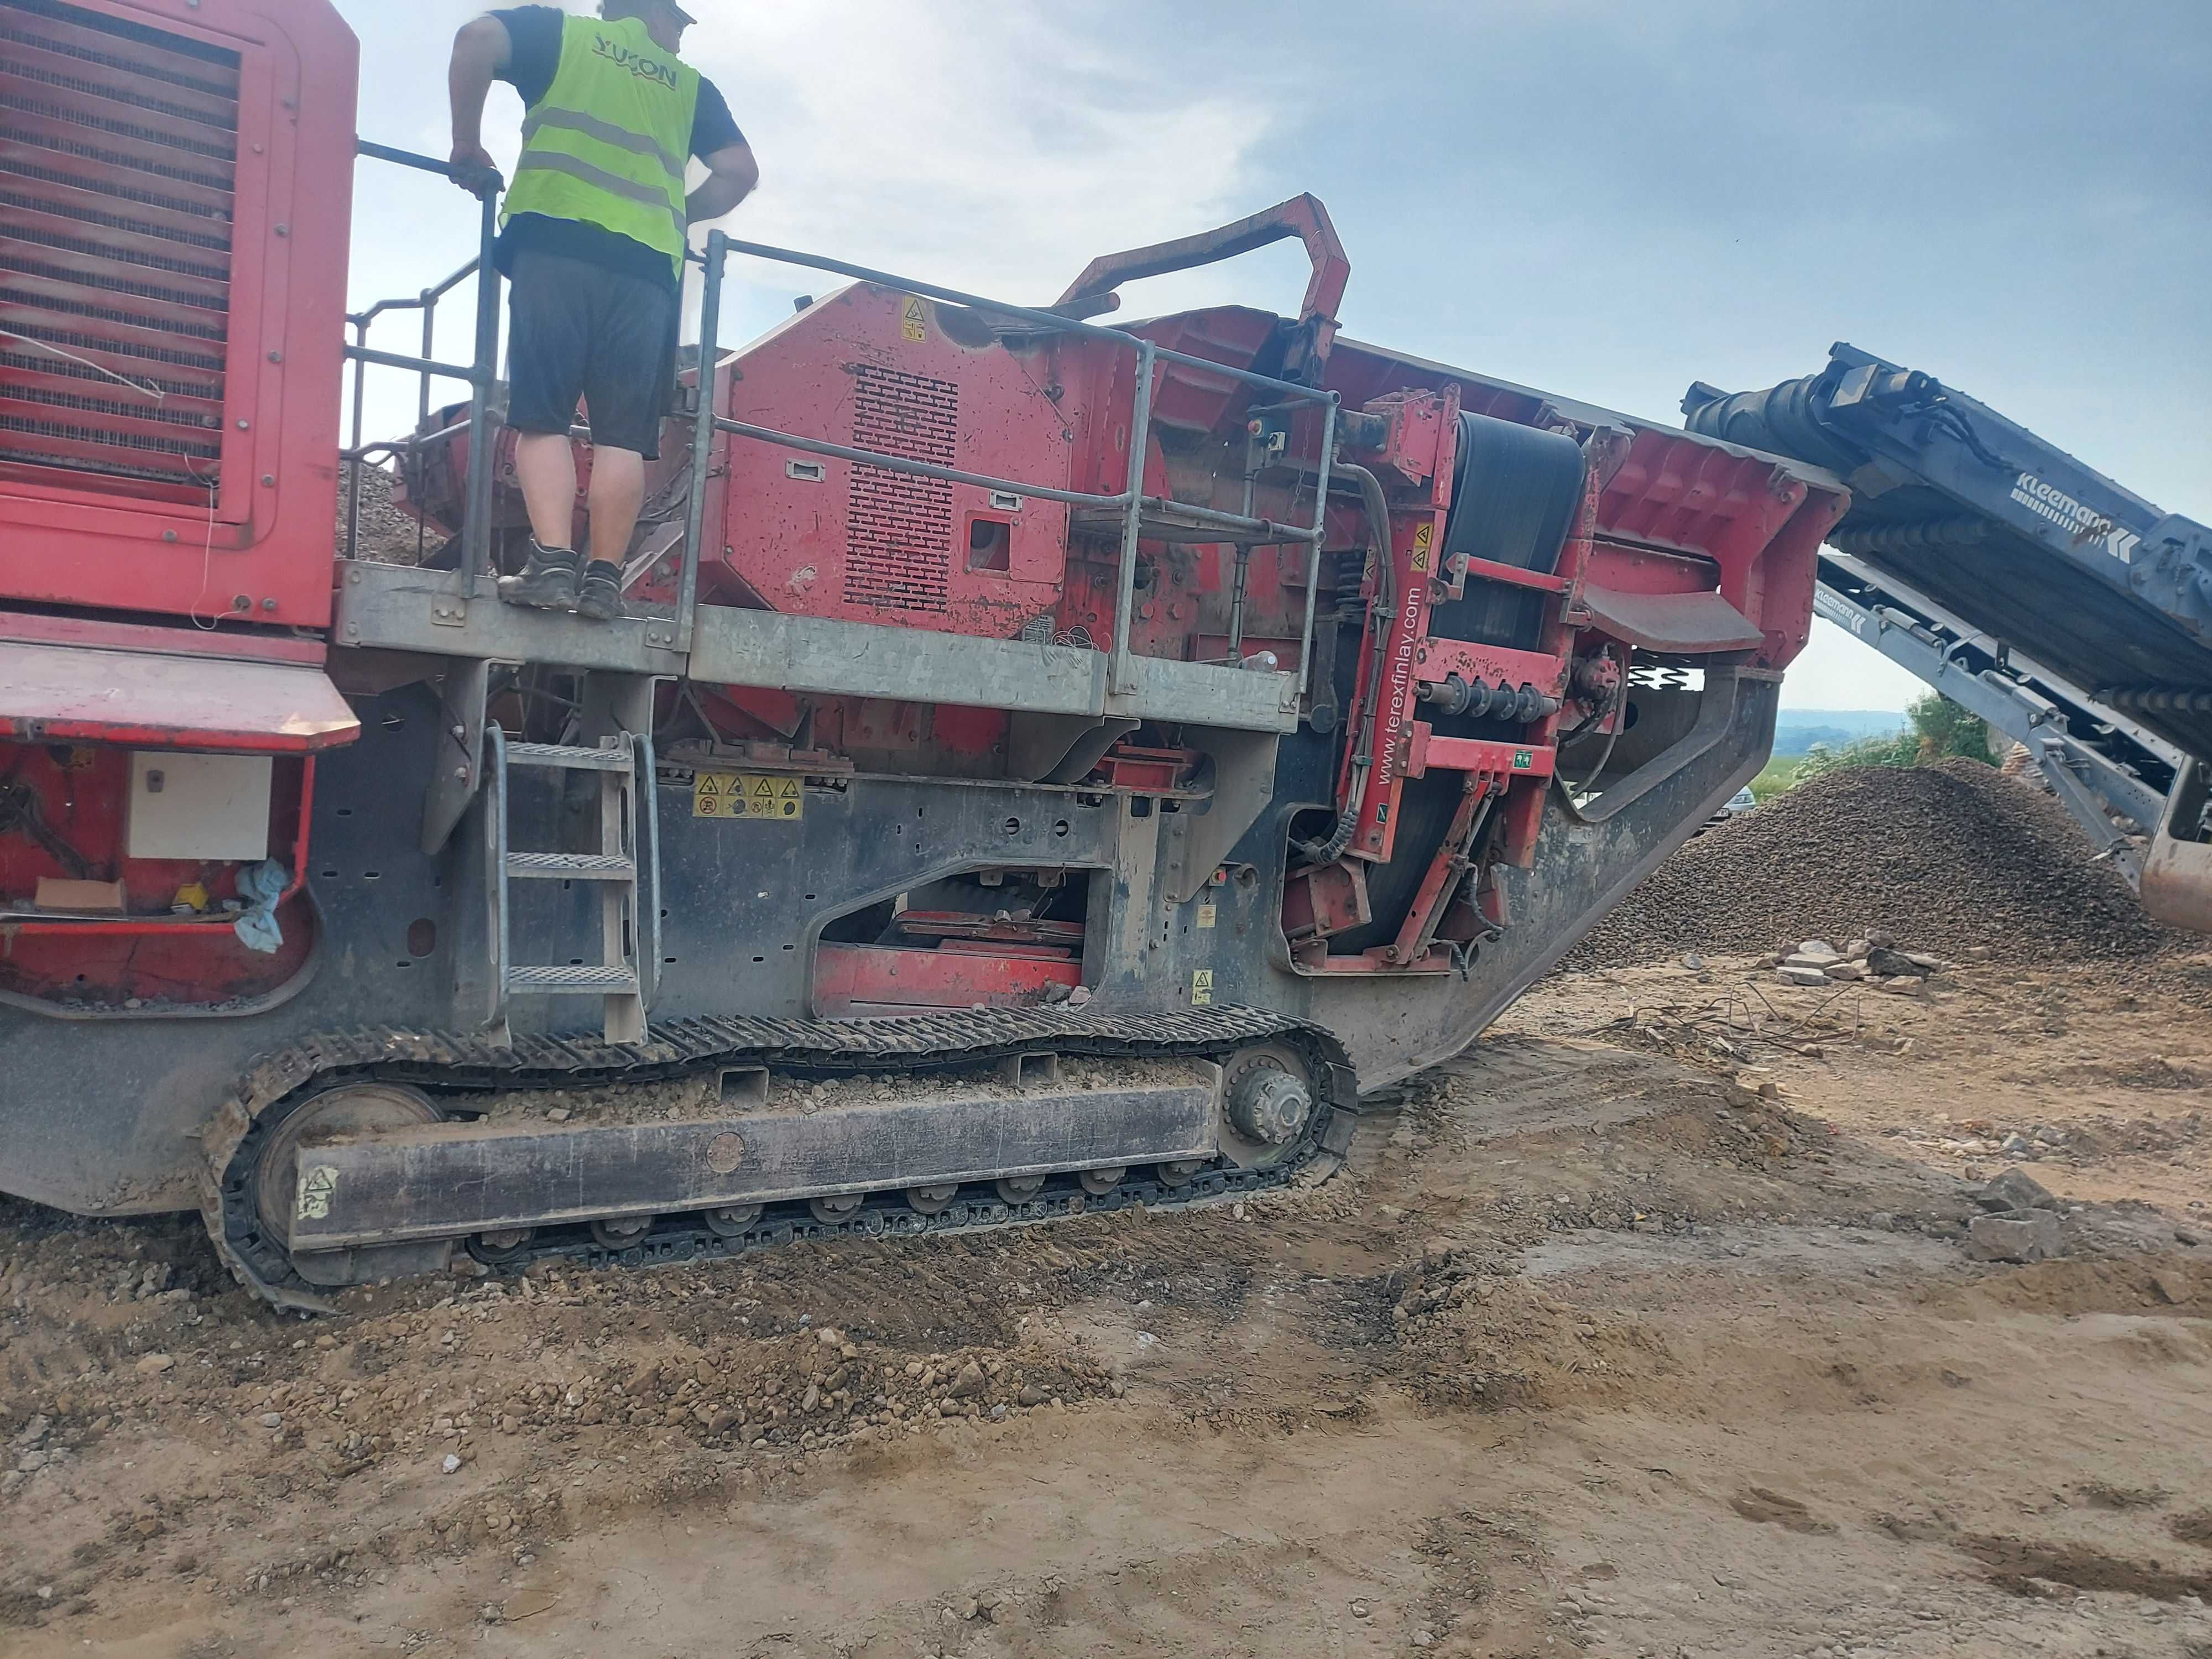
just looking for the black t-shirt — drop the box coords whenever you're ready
[488,5,746,290]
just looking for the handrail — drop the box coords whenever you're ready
[337,180,1343,707]
[341,140,503,587]
[690,230,1341,703]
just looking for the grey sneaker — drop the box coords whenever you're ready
[576,559,623,622]
[496,541,580,610]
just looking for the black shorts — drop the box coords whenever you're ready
[505,249,679,460]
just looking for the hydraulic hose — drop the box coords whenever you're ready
[1296,463,1395,867]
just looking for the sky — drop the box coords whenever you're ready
[331,0,2211,712]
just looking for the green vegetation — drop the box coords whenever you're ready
[1749,755,1801,802]
[1757,693,1996,802]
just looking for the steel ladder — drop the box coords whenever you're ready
[483,727,662,1044]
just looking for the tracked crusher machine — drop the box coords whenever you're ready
[0,0,1849,1308]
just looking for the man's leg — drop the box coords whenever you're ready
[514,432,581,551]
[575,269,680,622]
[575,446,644,623]
[497,252,589,611]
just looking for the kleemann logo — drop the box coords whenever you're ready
[2010,472,2139,566]
[592,34,680,90]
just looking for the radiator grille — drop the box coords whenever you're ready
[0,0,237,496]
[844,363,957,613]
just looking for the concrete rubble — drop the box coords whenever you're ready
[1768,931,1947,993]
[1961,1166,2070,1264]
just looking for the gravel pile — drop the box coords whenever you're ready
[337,460,441,564]
[1563,760,2189,970]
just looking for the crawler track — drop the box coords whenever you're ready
[200,1004,1357,1311]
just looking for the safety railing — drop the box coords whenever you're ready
[685,229,1341,698]
[334,144,1344,699]
[339,141,503,586]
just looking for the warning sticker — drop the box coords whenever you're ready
[695,771,805,821]
[1411,521,1435,573]
[297,1165,337,1223]
[901,296,927,342]
[1196,901,1217,931]
[1190,969,1214,1007]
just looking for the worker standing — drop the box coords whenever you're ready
[447,0,758,620]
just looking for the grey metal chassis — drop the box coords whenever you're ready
[0,667,1772,1216]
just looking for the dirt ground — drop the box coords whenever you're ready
[4,950,2211,1659]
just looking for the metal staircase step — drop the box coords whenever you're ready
[505,742,635,773]
[507,964,642,994]
[504,852,637,881]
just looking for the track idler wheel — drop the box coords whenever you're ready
[994,1175,1045,1205]
[254,1082,441,1248]
[1156,1159,1206,1189]
[1078,1167,1126,1197]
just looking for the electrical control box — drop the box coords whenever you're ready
[126,753,274,863]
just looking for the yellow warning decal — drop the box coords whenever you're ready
[695,771,805,821]
[1191,968,1214,1006]
[901,296,927,342]
[1411,522,1436,573]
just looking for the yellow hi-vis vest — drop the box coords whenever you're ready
[502,13,700,279]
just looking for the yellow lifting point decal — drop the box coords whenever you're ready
[901,296,927,342]
[694,771,805,821]
[1190,968,1214,1006]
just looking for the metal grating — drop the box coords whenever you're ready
[0,0,237,495]
[844,362,956,613]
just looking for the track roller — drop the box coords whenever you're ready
[906,1183,960,1216]
[809,1192,864,1225]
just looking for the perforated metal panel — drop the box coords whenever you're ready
[0,0,236,496]
[844,362,956,613]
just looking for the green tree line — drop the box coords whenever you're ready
[1792,692,1996,785]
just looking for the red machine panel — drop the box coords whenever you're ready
[0,0,359,630]
[711,285,1072,640]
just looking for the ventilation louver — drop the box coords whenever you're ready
[0,0,237,500]
[844,362,956,613]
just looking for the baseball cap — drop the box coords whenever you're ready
[654,0,697,20]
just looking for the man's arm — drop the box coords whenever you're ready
[687,142,759,226]
[448,14,514,198]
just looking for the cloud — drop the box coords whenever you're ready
[340,0,1290,435]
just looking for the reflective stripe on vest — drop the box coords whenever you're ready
[502,13,700,277]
